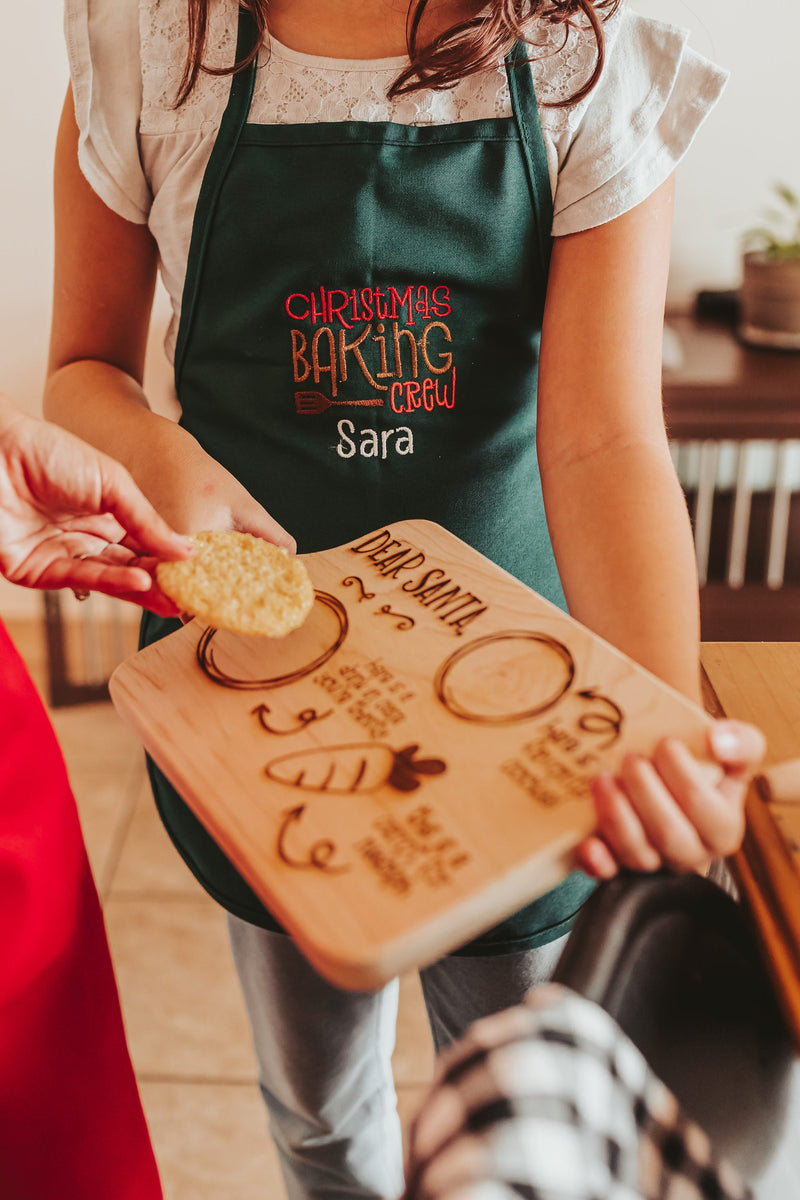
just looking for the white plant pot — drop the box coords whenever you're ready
[739,251,800,349]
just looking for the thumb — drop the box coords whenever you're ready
[707,719,767,775]
[234,501,296,554]
[98,453,195,561]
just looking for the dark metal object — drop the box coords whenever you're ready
[554,871,794,1180]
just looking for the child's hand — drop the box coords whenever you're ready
[134,425,295,551]
[575,719,766,879]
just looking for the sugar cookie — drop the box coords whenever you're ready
[157,531,313,636]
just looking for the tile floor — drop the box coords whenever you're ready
[12,614,800,1200]
[9,617,434,1199]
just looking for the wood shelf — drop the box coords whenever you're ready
[663,315,800,440]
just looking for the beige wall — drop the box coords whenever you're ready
[0,4,68,411]
[631,0,800,307]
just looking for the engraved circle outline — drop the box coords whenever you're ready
[434,631,576,724]
[196,591,349,690]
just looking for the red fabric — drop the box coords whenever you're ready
[0,620,162,1200]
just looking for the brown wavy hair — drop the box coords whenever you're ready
[176,0,620,109]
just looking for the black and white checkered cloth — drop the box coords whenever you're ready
[403,983,753,1200]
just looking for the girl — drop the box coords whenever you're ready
[47,2,763,1196]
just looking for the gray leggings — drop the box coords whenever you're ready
[227,914,567,1200]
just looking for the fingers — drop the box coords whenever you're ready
[85,580,181,617]
[707,719,767,777]
[38,556,181,617]
[573,834,620,881]
[590,767,686,873]
[57,513,129,544]
[31,522,128,564]
[101,443,294,554]
[233,504,297,553]
[97,454,195,561]
[651,738,744,859]
[107,583,182,617]
[578,718,765,879]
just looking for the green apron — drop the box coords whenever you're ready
[141,9,595,952]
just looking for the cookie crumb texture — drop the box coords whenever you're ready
[156,530,314,636]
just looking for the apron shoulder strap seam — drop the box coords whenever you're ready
[174,8,260,387]
[505,41,554,278]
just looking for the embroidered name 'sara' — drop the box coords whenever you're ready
[336,419,414,459]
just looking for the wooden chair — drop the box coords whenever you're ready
[664,315,800,641]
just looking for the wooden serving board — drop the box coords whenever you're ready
[110,519,713,990]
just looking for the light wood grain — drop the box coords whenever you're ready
[701,643,800,764]
[111,521,712,990]
[701,642,800,1049]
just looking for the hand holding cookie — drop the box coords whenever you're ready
[0,396,193,613]
[156,530,314,636]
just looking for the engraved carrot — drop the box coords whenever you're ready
[264,743,446,794]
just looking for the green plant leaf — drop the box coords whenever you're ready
[743,184,800,255]
[775,182,800,210]
[743,227,782,251]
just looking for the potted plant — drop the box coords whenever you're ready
[739,183,800,349]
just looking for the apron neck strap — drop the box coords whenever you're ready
[505,41,553,276]
[176,20,552,383]
[174,7,260,384]
[218,7,261,151]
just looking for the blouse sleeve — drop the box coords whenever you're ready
[63,0,151,223]
[539,8,729,237]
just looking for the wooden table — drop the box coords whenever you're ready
[663,315,800,441]
[701,641,800,1045]
[701,641,800,759]
[665,318,800,641]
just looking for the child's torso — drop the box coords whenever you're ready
[138,4,585,942]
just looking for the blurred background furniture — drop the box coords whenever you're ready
[664,314,800,640]
[43,591,139,707]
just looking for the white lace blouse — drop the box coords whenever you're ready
[64,0,727,361]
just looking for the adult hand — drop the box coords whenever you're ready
[0,397,194,615]
[575,719,766,878]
